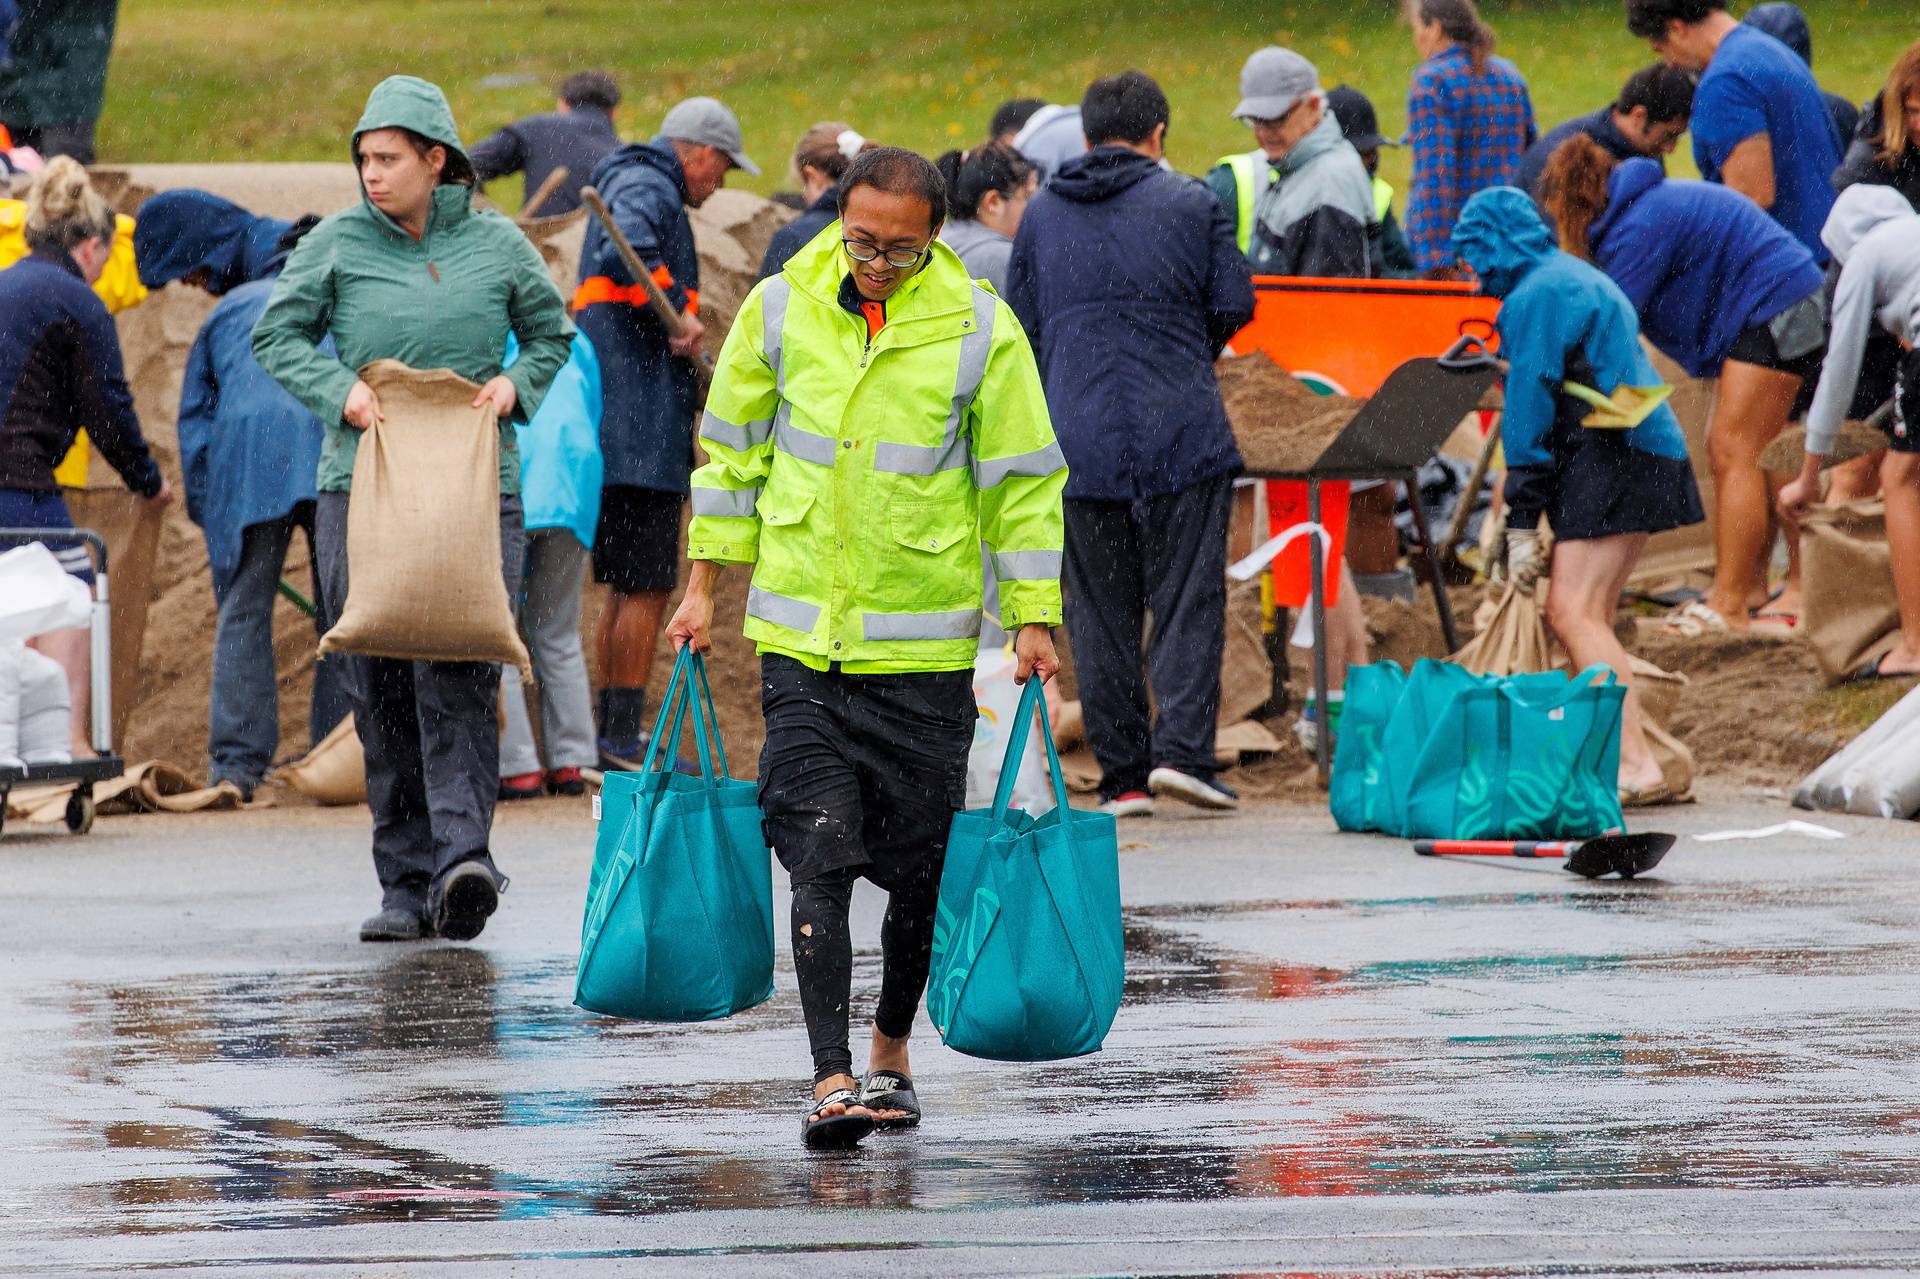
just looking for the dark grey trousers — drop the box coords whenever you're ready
[1063,473,1232,798]
[315,492,525,917]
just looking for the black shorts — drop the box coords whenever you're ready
[1549,429,1707,542]
[1725,297,1826,381]
[1890,347,1920,456]
[591,485,683,594]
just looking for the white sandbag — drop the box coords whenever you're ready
[0,647,22,769]
[1794,683,1920,819]
[17,646,71,764]
[967,644,1055,815]
[0,543,91,644]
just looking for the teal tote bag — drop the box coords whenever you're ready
[1330,661,1407,833]
[927,677,1124,1062]
[1402,664,1626,841]
[575,649,775,1022]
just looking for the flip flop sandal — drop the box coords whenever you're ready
[1748,609,1799,636]
[1662,599,1730,639]
[858,1071,922,1131]
[1619,778,1692,807]
[1850,652,1920,683]
[801,1088,875,1150]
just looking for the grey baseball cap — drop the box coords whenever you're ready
[661,96,760,175]
[1231,47,1319,122]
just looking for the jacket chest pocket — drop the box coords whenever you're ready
[890,500,973,555]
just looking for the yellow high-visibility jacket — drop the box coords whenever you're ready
[0,200,147,311]
[688,223,1066,673]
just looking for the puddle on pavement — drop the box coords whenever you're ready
[36,884,1920,1236]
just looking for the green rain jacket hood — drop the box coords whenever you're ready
[252,77,574,495]
[351,74,479,187]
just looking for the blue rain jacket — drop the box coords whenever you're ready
[1450,187,1686,524]
[506,329,603,546]
[176,276,325,590]
[1588,159,1822,379]
[133,190,292,295]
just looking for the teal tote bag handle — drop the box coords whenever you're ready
[988,675,1073,823]
[1494,662,1618,712]
[639,648,731,788]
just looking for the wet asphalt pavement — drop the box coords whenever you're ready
[5,790,1920,1276]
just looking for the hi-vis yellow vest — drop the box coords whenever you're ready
[1215,149,1278,257]
[688,224,1066,674]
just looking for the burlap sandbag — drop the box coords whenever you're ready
[1452,583,1553,676]
[62,487,165,749]
[318,361,531,674]
[1801,499,1899,684]
[277,713,367,806]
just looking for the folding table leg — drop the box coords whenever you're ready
[1308,479,1331,784]
[1405,468,1460,653]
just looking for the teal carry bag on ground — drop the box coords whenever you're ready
[575,649,774,1021]
[1330,661,1406,832]
[1402,664,1626,840]
[927,677,1123,1061]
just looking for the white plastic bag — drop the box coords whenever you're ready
[1794,683,1920,820]
[966,643,1056,815]
[0,648,22,770]
[16,646,71,764]
[0,543,91,644]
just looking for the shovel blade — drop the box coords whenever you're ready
[1580,384,1673,429]
[1565,832,1676,879]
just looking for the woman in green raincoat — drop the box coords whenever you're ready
[254,75,574,944]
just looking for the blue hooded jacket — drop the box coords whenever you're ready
[505,329,603,547]
[575,138,701,494]
[1006,146,1255,500]
[1450,187,1686,526]
[172,214,323,591]
[1588,159,1822,379]
[133,190,293,295]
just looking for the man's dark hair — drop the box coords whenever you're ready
[1614,63,1696,122]
[1080,70,1170,147]
[837,146,948,228]
[1624,0,1725,40]
[990,97,1046,140]
[560,70,621,113]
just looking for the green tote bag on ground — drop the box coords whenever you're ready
[574,648,774,1022]
[927,676,1124,1062]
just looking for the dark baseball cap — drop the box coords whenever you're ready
[1326,85,1396,151]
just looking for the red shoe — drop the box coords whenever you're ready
[547,766,587,797]
[499,770,545,801]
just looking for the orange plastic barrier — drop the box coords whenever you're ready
[1229,277,1501,606]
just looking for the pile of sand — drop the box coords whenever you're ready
[1217,350,1366,474]
[90,167,790,777]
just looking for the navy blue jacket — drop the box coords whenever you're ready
[469,107,619,218]
[758,184,838,281]
[1588,159,1823,379]
[575,138,700,494]
[0,248,162,496]
[1515,107,1646,202]
[132,189,292,294]
[1006,147,1255,501]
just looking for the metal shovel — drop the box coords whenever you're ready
[1413,832,1676,879]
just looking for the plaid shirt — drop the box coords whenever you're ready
[1404,45,1537,271]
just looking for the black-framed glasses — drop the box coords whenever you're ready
[842,237,928,269]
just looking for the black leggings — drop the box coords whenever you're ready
[791,864,944,1083]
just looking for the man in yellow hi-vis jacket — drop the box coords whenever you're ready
[667,147,1066,1151]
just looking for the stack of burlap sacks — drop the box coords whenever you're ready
[60,164,791,800]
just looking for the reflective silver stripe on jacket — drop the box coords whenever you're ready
[699,409,773,453]
[974,439,1067,490]
[774,417,839,466]
[747,585,820,633]
[861,609,983,641]
[690,486,762,518]
[874,287,998,477]
[989,548,1063,580]
[761,277,790,393]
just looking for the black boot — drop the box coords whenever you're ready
[597,686,649,770]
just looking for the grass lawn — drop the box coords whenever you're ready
[102,0,1910,203]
